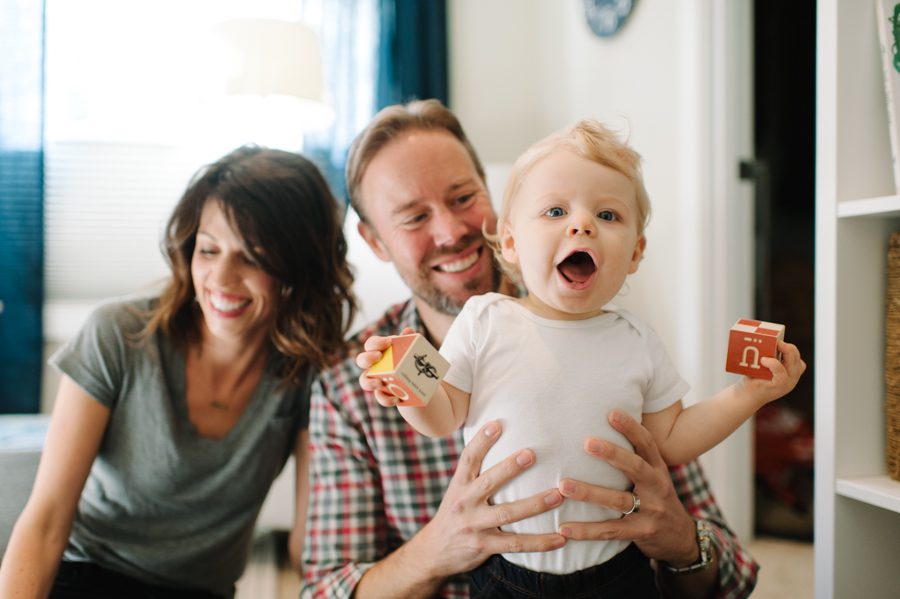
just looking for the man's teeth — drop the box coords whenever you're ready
[437,251,479,273]
[210,295,251,312]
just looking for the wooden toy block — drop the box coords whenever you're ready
[725,319,786,380]
[368,333,450,406]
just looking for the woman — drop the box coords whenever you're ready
[0,146,356,598]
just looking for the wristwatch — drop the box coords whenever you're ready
[664,519,713,575]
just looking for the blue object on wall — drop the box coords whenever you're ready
[0,0,45,414]
[378,0,448,109]
[584,0,636,38]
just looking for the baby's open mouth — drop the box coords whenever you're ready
[557,251,597,284]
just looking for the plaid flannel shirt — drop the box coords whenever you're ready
[301,299,759,599]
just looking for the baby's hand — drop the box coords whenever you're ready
[739,341,807,406]
[357,327,416,407]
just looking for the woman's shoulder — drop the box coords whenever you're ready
[83,295,158,337]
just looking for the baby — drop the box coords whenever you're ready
[358,119,804,598]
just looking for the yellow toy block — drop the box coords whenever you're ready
[368,333,450,406]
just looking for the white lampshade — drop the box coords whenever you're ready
[213,18,335,136]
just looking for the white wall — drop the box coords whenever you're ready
[449,0,685,349]
[448,0,755,541]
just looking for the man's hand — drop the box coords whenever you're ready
[557,410,699,567]
[355,420,565,598]
[415,420,567,577]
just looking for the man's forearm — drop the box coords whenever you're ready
[353,532,449,599]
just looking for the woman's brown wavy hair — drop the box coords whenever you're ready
[142,145,356,385]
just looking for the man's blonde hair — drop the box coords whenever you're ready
[345,99,485,224]
[488,119,651,279]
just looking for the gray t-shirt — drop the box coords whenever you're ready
[49,296,309,596]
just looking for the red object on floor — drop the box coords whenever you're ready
[755,403,814,508]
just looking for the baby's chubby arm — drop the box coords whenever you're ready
[356,328,471,438]
[643,341,806,466]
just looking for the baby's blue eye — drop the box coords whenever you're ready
[598,210,616,221]
[546,207,565,217]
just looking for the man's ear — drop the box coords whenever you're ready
[500,222,519,265]
[628,234,647,274]
[358,220,392,263]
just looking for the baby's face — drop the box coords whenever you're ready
[501,149,645,320]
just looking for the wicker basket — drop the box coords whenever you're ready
[887,232,900,481]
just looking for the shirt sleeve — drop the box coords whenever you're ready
[438,301,478,393]
[640,322,691,414]
[48,299,132,409]
[669,460,760,599]
[300,371,382,599]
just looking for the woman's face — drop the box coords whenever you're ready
[190,199,277,346]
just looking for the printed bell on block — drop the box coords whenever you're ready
[725,319,786,380]
[368,333,450,406]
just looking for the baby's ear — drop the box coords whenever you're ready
[500,222,518,264]
[628,234,647,274]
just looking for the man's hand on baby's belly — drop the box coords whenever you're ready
[414,420,567,580]
[555,410,699,565]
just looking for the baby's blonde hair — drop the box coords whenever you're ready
[487,119,651,280]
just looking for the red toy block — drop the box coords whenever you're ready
[368,333,450,406]
[725,319,785,380]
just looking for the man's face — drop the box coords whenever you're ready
[357,129,501,315]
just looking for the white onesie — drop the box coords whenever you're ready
[440,293,689,575]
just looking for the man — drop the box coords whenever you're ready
[300,100,759,599]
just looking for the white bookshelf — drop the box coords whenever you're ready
[836,194,900,219]
[835,476,900,514]
[815,2,900,598]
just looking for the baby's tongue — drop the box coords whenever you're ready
[558,253,596,284]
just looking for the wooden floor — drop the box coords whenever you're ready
[746,537,814,599]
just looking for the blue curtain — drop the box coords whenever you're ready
[378,0,447,109]
[300,0,447,206]
[301,0,382,205]
[0,0,45,413]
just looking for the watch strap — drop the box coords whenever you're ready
[664,519,713,575]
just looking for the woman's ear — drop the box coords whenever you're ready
[500,222,518,265]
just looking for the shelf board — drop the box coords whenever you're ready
[836,476,900,513]
[837,195,900,218]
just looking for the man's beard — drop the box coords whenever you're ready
[398,235,503,316]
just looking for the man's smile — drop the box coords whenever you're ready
[433,246,482,274]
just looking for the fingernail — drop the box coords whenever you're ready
[561,481,577,495]
[551,536,566,548]
[612,410,626,424]
[516,451,534,467]
[558,528,572,539]
[544,490,562,506]
[484,422,499,437]
[586,439,602,454]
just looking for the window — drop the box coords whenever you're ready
[43,0,378,337]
